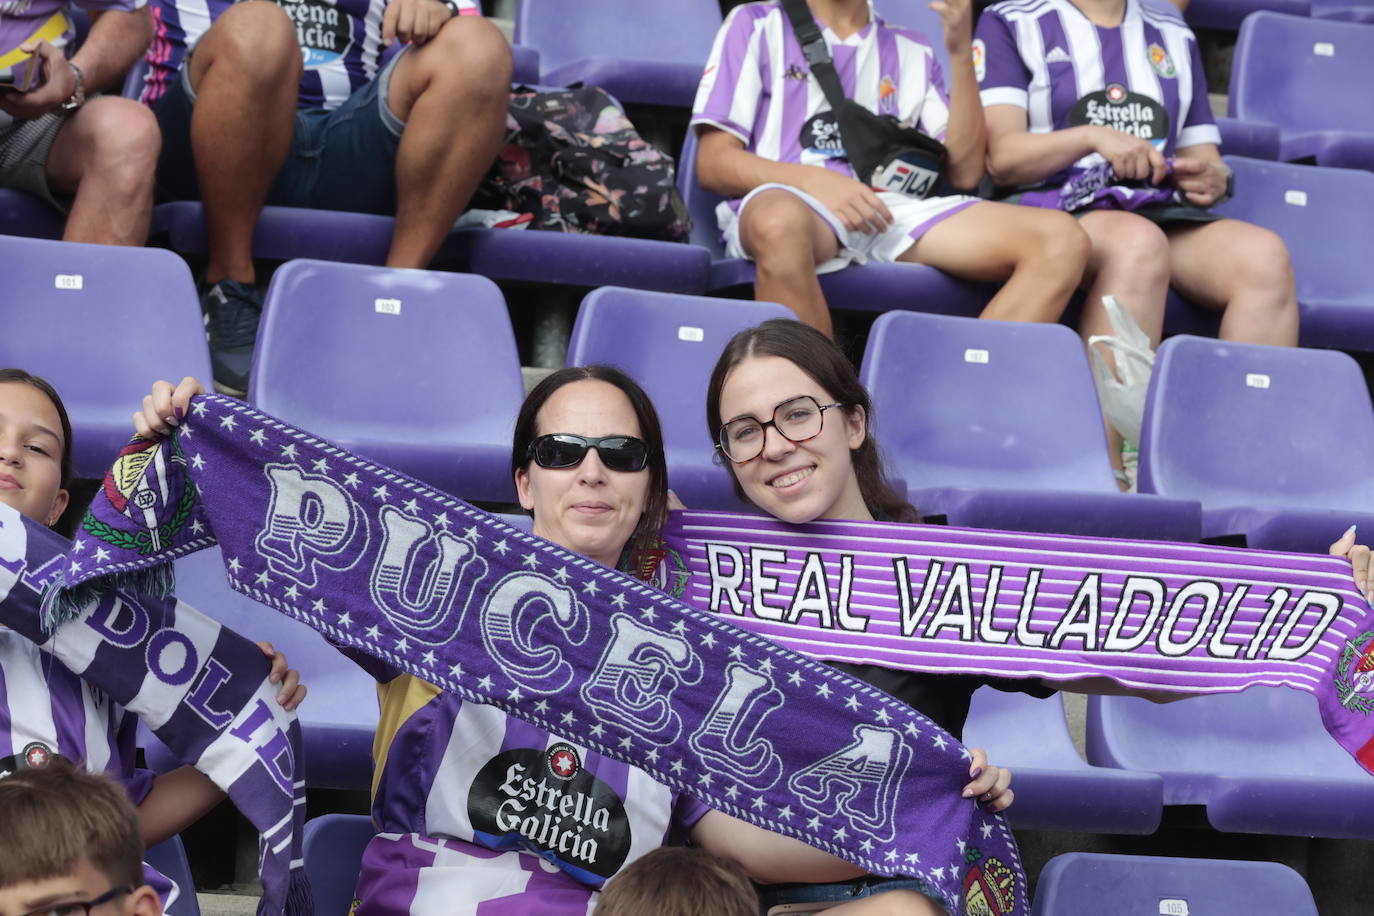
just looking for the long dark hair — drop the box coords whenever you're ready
[704,320,918,523]
[0,368,73,491]
[511,365,670,556]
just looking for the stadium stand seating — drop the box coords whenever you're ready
[1211,156,1374,351]
[249,260,525,503]
[515,0,721,107]
[1230,13,1374,170]
[302,814,376,916]
[0,189,64,240]
[1086,688,1374,839]
[147,834,202,916]
[150,203,411,268]
[1137,334,1374,552]
[961,688,1164,833]
[1308,0,1374,21]
[566,287,794,509]
[677,128,996,312]
[859,310,1203,540]
[872,0,950,72]
[1185,0,1310,31]
[1216,116,1282,160]
[0,235,211,479]
[1031,852,1319,915]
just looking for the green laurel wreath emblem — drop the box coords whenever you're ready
[1334,630,1374,715]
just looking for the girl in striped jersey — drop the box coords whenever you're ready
[0,369,306,904]
[976,0,1299,350]
[692,0,1091,338]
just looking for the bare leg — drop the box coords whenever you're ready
[821,890,947,916]
[384,15,511,268]
[1166,218,1299,346]
[900,202,1089,323]
[46,97,160,245]
[185,0,302,285]
[737,188,842,336]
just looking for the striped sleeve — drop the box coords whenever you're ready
[975,7,1031,109]
[1175,33,1219,149]
[691,3,766,144]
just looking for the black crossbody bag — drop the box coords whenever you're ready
[779,0,949,199]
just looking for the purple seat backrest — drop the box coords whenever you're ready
[145,835,200,916]
[962,688,1081,768]
[871,0,951,78]
[1230,12,1374,133]
[0,236,210,479]
[1032,852,1318,916]
[1214,156,1374,306]
[249,259,525,501]
[1137,335,1374,510]
[859,310,1118,491]
[566,287,795,502]
[515,0,721,76]
[302,814,375,916]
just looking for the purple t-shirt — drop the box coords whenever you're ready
[975,0,1219,201]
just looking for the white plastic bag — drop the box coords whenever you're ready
[1086,295,1155,445]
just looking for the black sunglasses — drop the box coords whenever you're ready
[526,434,649,473]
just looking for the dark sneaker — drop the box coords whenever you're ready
[201,279,263,396]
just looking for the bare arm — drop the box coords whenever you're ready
[72,7,154,91]
[984,104,1166,188]
[138,765,227,847]
[690,809,867,885]
[930,0,985,189]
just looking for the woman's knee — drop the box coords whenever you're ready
[1235,224,1294,293]
[1086,213,1171,284]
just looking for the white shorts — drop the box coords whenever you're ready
[719,182,979,274]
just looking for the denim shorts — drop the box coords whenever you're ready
[756,875,947,914]
[152,47,408,214]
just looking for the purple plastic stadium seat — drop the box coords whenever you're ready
[146,835,201,916]
[859,311,1202,541]
[1216,116,1281,161]
[515,0,720,107]
[872,0,950,74]
[1086,688,1374,839]
[510,43,540,84]
[1185,0,1310,31]
[961,688,1163,833]
[1210,156,1374,350]
[566,287,794,510]
[0,236,211,479]
[249,260,525,503]
[1032,853,1319,916]
[303,814,375,916]
[151,202,407,267]
[1230,13,1374,170]
[1137,335,1374,552]
[677,129,995,313]
[1309,0,1374,21]
[0,188,64,239]
[173,547,379,789]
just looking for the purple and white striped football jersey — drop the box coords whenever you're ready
[975,0,1219,185]
[142,0,478,110]
[692,0,951,196]
[353,676,710,915]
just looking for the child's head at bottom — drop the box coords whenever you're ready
[597,846,757,916]
[0,761,161,916]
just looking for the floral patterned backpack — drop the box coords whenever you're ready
[472,86,693,243]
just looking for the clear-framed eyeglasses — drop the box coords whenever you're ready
[716,395,844,464]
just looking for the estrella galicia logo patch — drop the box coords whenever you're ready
[1335,630,1374,714]
[1148,42,1177,79]
[278,0,354,69]
[801,112,845,158]
[1070,84,1170,142]
[22,742,51,768]
[468,747,631,881]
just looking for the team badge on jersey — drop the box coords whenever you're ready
[1148,43,1177,79]
[962,848,1018,916]
[1070,84,1170,143]
[278,0,354,69]
[972,38,986,82]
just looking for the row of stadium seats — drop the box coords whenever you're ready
[3,149,1371,350]
[5,233,1370,546]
